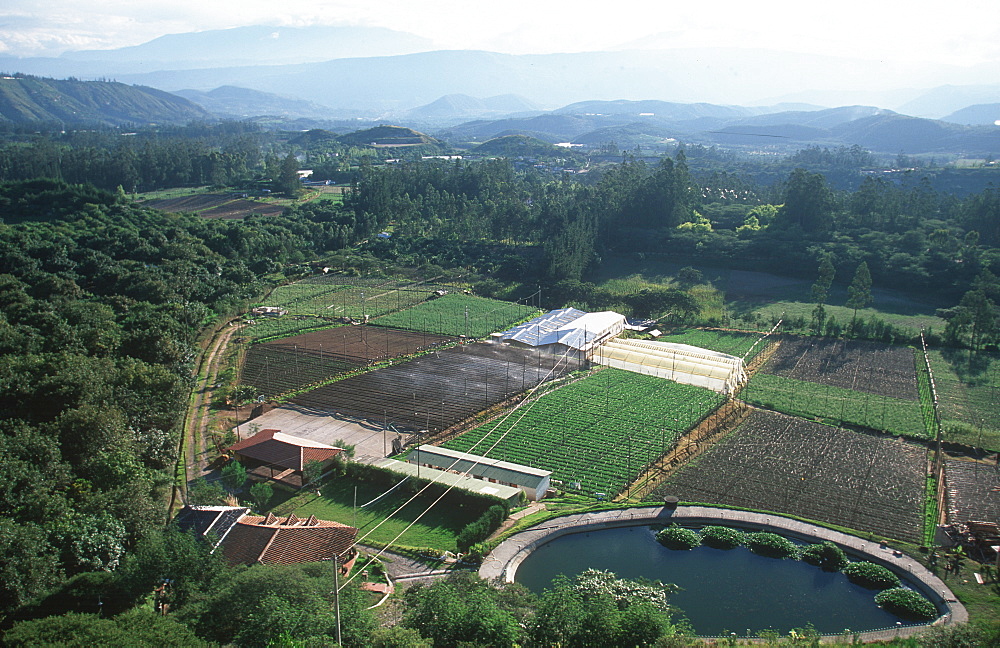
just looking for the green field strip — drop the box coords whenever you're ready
[742,373,927,438]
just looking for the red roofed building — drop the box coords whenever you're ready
[221,512,358,570]
[175,506,357,573]
[229,429,343,486]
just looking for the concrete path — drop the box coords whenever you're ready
[481,505,966,642]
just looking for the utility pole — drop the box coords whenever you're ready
[333,555,342,646]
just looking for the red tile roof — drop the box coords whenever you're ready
[229,429,342,471]
[219,512,357,566]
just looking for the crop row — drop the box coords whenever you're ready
[655,328,765,359]
[944,458,1000,526]
[373,293,539,338]
[290,343,581,432]
[927,348,1000,450]
[741,373,926,438]
[763,336,919,401]
[443,368,725,495]
[653,409,926,543]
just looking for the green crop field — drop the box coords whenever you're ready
[265,275,436,319]
[928,348,1000,450]
[442,368,725,496]
[373,293,539,338]
[741,373,927,438]
[655,327,766,359]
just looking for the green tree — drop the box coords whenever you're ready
[778,168,835,234]
[275,153,301,196]
[846,261,873,332]
[220,460,247,492]
[4,610,212,648]
[186,476,226,506]
[249,481,273,511]
[811,256,835,335]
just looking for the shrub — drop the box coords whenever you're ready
[744,532,797,559]
[875,588,937,620]
[655,525,701,550]
[699,526,744,549]
[456,504,509,552]
[843,562,900,589]
[799,542,848,571]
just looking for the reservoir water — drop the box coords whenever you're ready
[514,525,920,636]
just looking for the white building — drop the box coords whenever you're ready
[407,445,551,501]
[494,307,626,358]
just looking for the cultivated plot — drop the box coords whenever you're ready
[373,293,539,338]
[443,368,725,497]
[289,342,580,432]
[740,336,926,438]
[266,274,440,321]
[763,337,919,401]
[929,348,1000,450]
[944,458,1000,526]
[655,328,765,360]
[242,327,455,399]
[655,409,927,543]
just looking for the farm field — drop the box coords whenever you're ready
[928,348,1000,450]
[654,327,766,359]
[242,327,455,399]
[373,293,539,338]
[943,458,1000,526]
[442,368,725,496]
[741,373,926,438]
[280,479,490,552]
[289,342,580,432]
[739,335,927,438]
[144,193,286,219]
[652,409,927,543]
[265,274,441,321]
[763,336,919,401]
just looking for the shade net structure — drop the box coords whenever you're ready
[592,338,746,393]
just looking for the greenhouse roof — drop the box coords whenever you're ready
[499,308,625,351]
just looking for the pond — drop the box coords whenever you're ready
[514,525,924,636]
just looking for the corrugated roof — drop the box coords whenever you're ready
[498,308,625,351]
[174,505,249,541]
[408,445,550,489]
[374,458,522,503]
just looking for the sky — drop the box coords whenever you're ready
[1,0,999,67]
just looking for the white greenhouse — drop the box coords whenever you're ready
[592,338,746,393]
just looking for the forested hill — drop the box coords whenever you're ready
[0,75,210,126]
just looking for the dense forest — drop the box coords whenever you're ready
[1,119,1000,645]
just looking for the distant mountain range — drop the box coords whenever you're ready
[436,102,1000,155]
[0,75,208,126]
[4,25,999,117]
[173,86,338,120]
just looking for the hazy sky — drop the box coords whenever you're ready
[2,0,999,66]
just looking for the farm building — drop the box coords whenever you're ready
[592,338,746,393]
[251,306,288,317]
[229,429,344,485]
[407,445,551,501]
[174,505,358,570]
[374,458,522,506]
[495,307,626,357]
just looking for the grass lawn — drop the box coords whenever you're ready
[373,293,538,338]
[276,477,489,552]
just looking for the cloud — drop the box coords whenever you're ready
[0,0,997,65]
